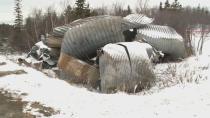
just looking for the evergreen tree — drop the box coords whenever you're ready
[14,0,23,30]
[83,3,91,17]
[64,5,72,21]
[159,2,163,10]
[197,4,201,14]
[164,0,170,9]
[171,0,182,10]
[74,0,90,19]
[10,0,30,51]
[122,5,132,16]
[127,5,132,14]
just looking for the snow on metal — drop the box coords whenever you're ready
[137,25,187,58]
[99,42,155,93]
[35,41,50,50]
[61,15,145,60]
[124,14,154,25]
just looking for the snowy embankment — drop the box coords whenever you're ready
[0,54,210,118]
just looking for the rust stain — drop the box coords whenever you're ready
[46,35,63,48]
[58,52,99,86]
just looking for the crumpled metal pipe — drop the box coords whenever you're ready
[99,42,156,93]
[137,25,187,58]
[61,15,150,60]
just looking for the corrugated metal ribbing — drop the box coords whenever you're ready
[52,26,70,37]
[124,14,154,25]
[99,42,155,93]
[52,14,153,38]
[61,16,141,60]
[52,16,112,38]
[137,25,186,58]
[67,15,111,28]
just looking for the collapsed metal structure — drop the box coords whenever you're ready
[25,14,187,92]
[61,15,153,60]
[99,42,156,93]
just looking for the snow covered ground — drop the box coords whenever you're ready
[0,52,210,118]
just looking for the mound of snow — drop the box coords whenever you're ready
[0,55,210,118]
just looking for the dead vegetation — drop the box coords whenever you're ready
[0,90,35,118]
[0,70,27,77]
[0,89,59,118]
[100,58,156,93]
[27,102,60,117]
[0,62,6,66]
[154,60,208,90]
[18,58,43,70]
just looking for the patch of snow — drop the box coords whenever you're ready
[35,41,50,50]
[191,32,210,55]
[202,39,210,56]
[0,54,210,118]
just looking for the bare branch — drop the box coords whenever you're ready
[136,0,150,15]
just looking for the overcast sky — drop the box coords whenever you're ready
[1,0,210,24]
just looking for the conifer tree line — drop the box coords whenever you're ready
[1,0,210,51]
[159,0,182,11]
[155,0,210,36]
[9,0,28,51]
[14,0,23,30]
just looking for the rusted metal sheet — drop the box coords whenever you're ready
[137,25,186,58]
[58,52,100,88]
[99,42,156,93]
[46,35,63,48]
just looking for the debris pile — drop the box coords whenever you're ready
[22,14,186,93]
[23,41,58,69]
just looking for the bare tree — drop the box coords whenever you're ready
[136,0,150,15]
[31,8,43,42]
[111,2,124,16]
[46,6,56,30]
[185,26,194,56]
[197,25,210,54]
[60,0,72,24]
[93,5,108,15]
[110,2,132,17]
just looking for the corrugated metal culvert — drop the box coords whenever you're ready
[137,25,187,58]
[99,42,156,93]
[52,26,70,38]
[124,14,154,25]
[60,15,151,60]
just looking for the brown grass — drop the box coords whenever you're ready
[0,70,27,77]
